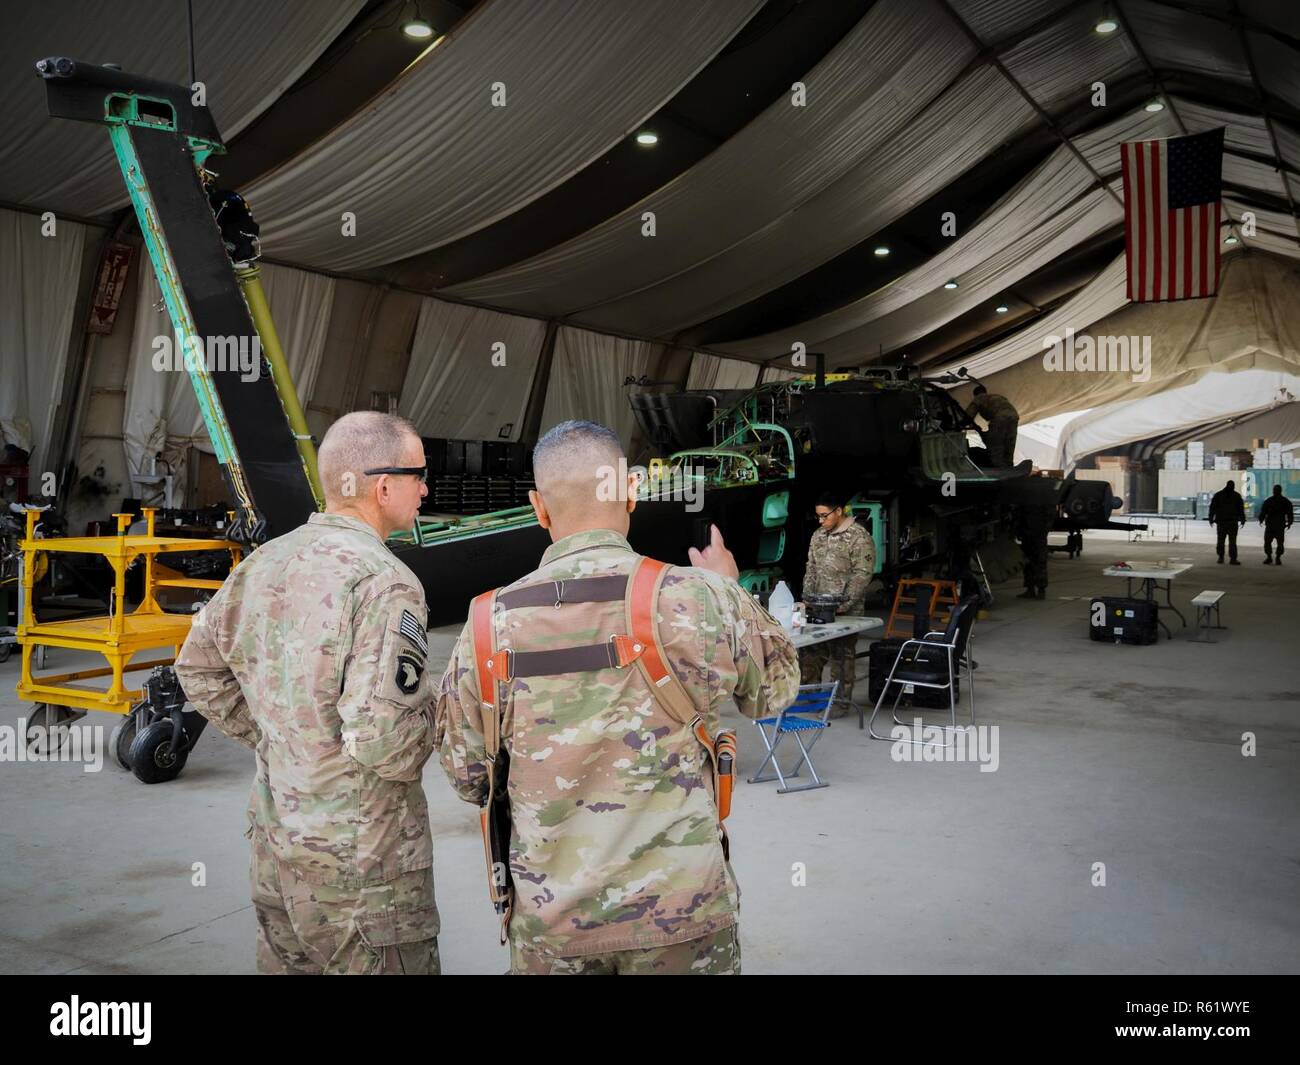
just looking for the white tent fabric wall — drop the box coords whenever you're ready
[1014,408,1096,470]
[399,298,547,442]
[959,251,1300,424]
[245,0,763,271]
[685,353,760,391]
[1057,369,1300,468]
[122,261,335,504]
[539,327,661,450]
[0,0,364,217]
[760,366,803,383]
[1190,403,1300,455]
[0,208,86,483]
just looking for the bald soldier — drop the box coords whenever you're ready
[437,420,800,975]
[175,412,441,975]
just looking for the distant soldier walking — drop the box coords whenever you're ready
[176,412,441,974]
[1259,484,1293,564]
[1208,479,1246,565]
[437,420,799,975]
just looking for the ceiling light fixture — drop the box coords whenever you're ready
[1144,98,1165,113]
[636,131,658,146]
[873,245,890,257]
[1224,234,1239,245]
[995,304,1009,313]
[944,279,959,289]
[403,18,434,39]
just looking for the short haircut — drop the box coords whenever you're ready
[816,490,846,510]
[532,420,624,491]
[972,384,987,396]
[317,411,421,505]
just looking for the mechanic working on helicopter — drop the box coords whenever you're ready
[965,385,1020,469]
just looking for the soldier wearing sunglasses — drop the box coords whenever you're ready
[176,411,441,974]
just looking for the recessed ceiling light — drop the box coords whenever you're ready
[1095,17,1119,34]
[873,245,890,257]
[402,19,434,39]
[944,279,959,290]
[1224,234,1239,245]
[995,304,1009,313]
[1144,98,1165,113]
[636,131,658,146]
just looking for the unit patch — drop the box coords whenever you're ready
[396,650,424,695]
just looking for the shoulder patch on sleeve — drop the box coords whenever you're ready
[399,608,429,656]
[395,650,424,695]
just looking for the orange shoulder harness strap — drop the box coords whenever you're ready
[627,558,735,825]
[468,588,512,942]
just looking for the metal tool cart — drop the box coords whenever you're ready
[15,506,241,782]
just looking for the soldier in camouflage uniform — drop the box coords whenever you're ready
[437,420,799,975]
[964,385,1020,468]
[176,412,441,975]
[799,492,875,715]
[1016,500,1054,600]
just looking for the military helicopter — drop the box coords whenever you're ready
[619,361,1128,607]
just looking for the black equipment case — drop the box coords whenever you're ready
[1089,596,1159,645]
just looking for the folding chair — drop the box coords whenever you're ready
[747,682,837,793]
[867,595,979,749]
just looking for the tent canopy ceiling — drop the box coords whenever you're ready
[5,0,1300,452]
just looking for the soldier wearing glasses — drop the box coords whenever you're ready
[175,412,442,974]
[799,491,875,716]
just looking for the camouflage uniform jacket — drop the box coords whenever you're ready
[804,519,875,613]
[175,512,438,888]
[965,392,1019,425]
[436,529,799,957]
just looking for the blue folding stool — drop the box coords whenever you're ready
[747,682,837,793]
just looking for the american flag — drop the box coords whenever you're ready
[1120,128,1224,302]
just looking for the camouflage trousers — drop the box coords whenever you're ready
[800,634,860,706]
[982,416,1019,469]
[1020,534,1048,591]
[510,925,740,975]
[250,828,440,975]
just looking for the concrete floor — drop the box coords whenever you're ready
[1,525,1296,974]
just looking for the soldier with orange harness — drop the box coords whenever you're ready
[437,420,799,975]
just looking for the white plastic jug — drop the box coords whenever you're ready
[768,580,795,630]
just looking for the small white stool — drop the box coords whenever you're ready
[1190,590,1226,643]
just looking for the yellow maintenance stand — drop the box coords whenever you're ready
[16,507,241,776]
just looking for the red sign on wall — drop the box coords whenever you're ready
[86,241,135,335]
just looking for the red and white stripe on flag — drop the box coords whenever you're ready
[1120,138,1222,302]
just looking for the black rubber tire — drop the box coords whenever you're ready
[128,719,190,784]
[109,707,143,771]
[0,642,12,664]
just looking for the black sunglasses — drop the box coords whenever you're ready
[364,466,428,483]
